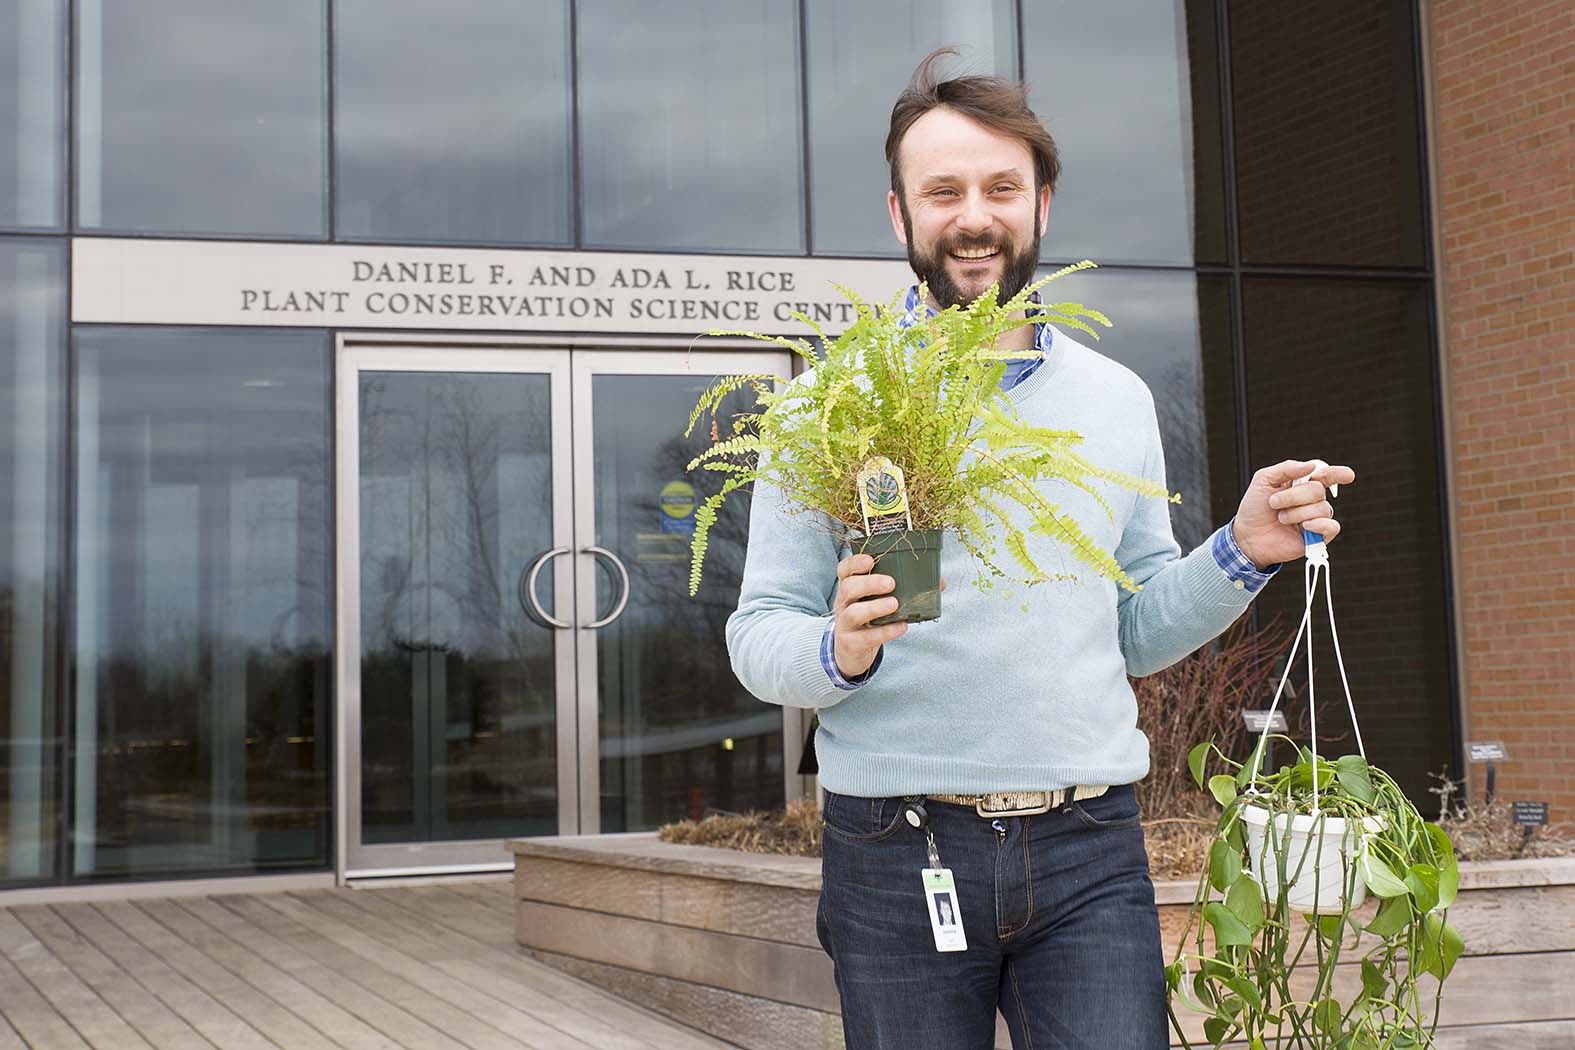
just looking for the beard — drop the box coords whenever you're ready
[900,197,1043,310]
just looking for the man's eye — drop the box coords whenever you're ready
[993,185,1018,194]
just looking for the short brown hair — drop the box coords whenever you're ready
[885,47,1061,203]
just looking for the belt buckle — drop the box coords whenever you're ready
[974,791,1055,818]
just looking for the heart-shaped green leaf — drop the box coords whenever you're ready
[1204,1016,1231,1046]
[1426,824,1459,908]
[1209,839,1242,893]
[1225,975,1262,1013]
[1365,894,1411,938]
[1313,997,1342,1036]
[1405,863,1440,913]
[1334,754,1377,804]
[1189,741,1212,790]
[1358,852,1410,898]
[1226,873,1264,930]
[1209,774,1238,808]
[1358,959,1388,1003]
[1417,913,1464,979]
[1204,901,1254,947]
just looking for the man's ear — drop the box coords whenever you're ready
[887,190,909,247]
[1038,184,1052,236]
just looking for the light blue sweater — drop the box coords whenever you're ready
[725,332,1261,797]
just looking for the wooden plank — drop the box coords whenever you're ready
[280,890,605,1050]
[0,951,91,1050]
[182,895,470,1050]
[511,837,821,891]
[347,886,729,1050]
[514,859,820,948]
[0,1014,28,1050]
[1158,883,1575,958]
[221,893,533,1050]
[331,886,725,1050]
[142,897,409,1050]
[514,860,664,923]
[94,900,342,1050]
[1433,1019,1575,1049]
[49,903,276,1050]
[9,906,215,1050]
[1168,949,1575,1044]
[0,910,154,1050]
[515,899,840,1014]
[526,949,844,1050]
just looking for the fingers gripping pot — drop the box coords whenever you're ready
[853,529,943,626]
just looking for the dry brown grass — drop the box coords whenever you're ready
[658,797,823,856]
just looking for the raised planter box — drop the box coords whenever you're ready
[509,834,1575,1050]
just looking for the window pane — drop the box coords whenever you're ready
[335,0,571,245]
[806,2,1015,257]
[75,0,327,237]
[0,238,64,885]
[1230,0,1425,267]
[1024,0,1226,266]
[1243,279,1450,803]
[579,0,802,253]
[1034,268,1236,553]
[1,1,66,230]
[73,327,331,878]
[593,374,783,831]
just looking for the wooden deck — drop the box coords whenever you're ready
[0,879,734,1050]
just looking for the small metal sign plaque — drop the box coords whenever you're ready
[1467,741,1507,762]
[1513,801,1549,826]
[1241,710,1288,734]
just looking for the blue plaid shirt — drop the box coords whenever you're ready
[821,286,1278,688]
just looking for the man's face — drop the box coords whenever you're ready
[887,106,1051,310]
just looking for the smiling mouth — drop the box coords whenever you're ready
[950,246,1001,264]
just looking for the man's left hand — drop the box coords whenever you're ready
[1232,459,1357,570]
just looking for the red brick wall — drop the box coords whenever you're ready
[1431,0,1575,819]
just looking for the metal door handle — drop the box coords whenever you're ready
[583,546,631,629]
[520,547,571,628]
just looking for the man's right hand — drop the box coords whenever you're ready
[832,553,910,679]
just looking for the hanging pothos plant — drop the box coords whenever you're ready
[1168,737,1463,1049]
[682,261,1178,598]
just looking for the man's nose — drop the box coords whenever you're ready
[955,189,992,233]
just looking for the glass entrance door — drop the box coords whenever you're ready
[337,343,795,877]
[338,348,574,876]
[572,352,792,834]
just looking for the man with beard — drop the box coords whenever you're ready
[726,48,1354,1050]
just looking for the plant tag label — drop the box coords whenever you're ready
[921,868,967,952]
[1468,741,1507,762]
[856,456,913,537]
[1241,710,1288,733]
[1512,801,1549,826]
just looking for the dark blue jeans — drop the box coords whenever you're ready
[818,784,1168,1050]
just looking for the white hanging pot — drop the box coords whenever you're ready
[1240,803,1383,915]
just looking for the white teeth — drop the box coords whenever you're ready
[952,247,999,260]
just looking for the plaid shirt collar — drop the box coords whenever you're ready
[897,285,1055,391]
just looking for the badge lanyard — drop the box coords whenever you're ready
[905,800,967,952]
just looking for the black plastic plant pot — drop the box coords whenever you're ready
[853,529,942,626]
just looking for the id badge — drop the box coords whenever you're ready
[922,868,967,952]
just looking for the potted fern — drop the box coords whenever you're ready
[683,261,1178,619]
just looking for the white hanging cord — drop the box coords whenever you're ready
[1323,564,1366,759]
[1247,462,1366,801]
[1305,558,1320,813]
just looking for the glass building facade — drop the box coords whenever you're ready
[1,0,1453,888]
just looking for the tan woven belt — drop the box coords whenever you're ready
[929,785,1110,818]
